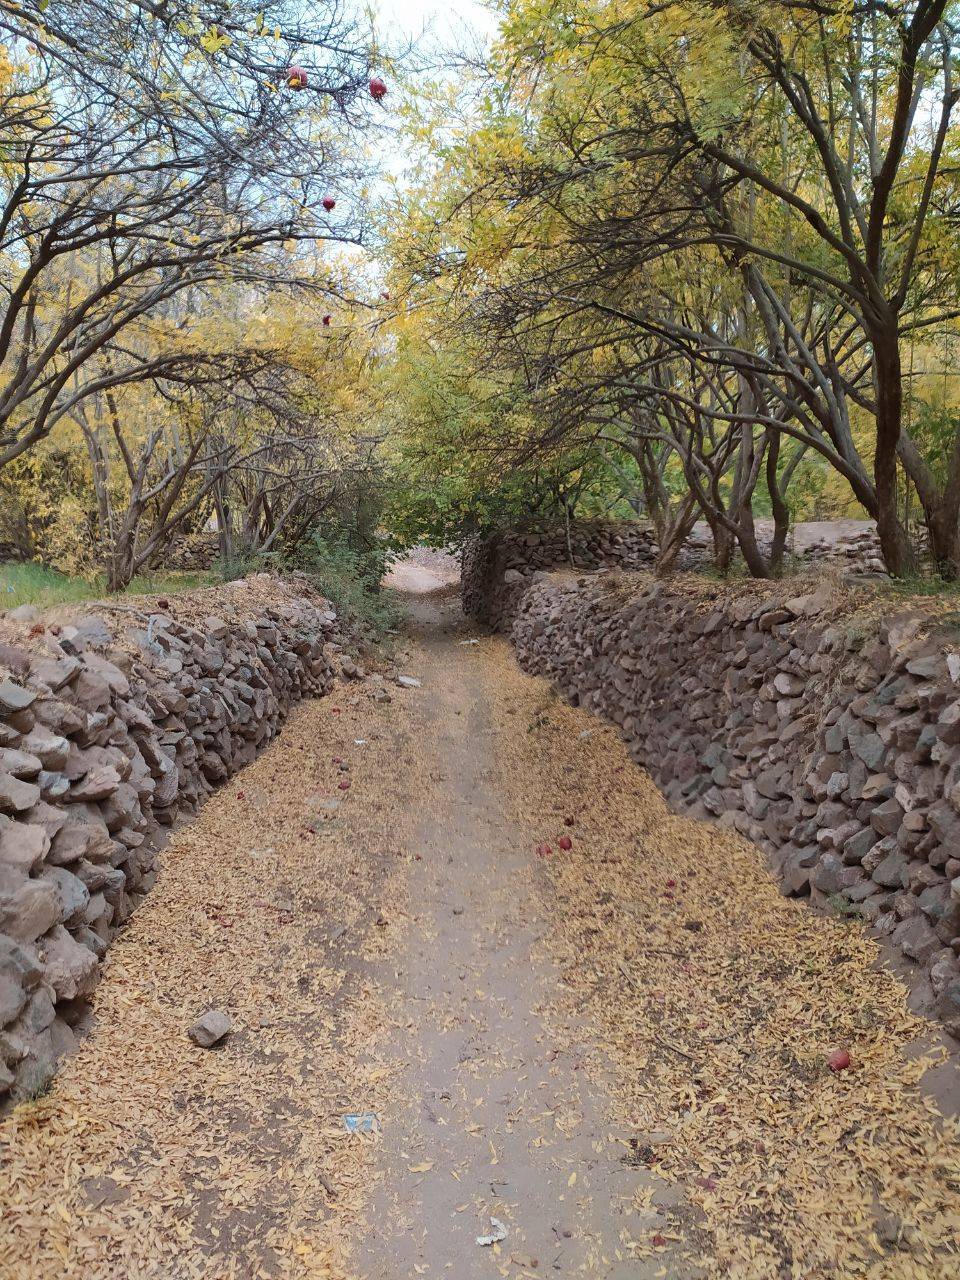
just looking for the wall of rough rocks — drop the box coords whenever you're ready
[461,520,886,629]
[0,575,338,1101]
[461,522,665,627]
[499,570,960,1037]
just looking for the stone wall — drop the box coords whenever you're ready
[461,522,665,627]
[461,520,886,629]
[0,575,339,1101]
[498,570,960,1037]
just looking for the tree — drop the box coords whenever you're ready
[0,0,377,467]
[383,0,960,578]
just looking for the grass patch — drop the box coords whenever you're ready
[0,561,216,610]
[872,573,960,601]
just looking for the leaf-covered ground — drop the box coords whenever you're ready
[485,637,960,1278]
[0,683,412,1279]
[2,587,958,1279]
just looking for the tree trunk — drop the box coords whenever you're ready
[654,500,698,577]
[735,518,772,579]
[927,508,960,581]
[105,543,136,593]
[873,329,916,576]
[711,520,735,572]
[897,429,960,581]
[766,432,791,575]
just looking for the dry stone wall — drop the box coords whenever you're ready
[0,575,338,1101]
[489,569,960,1038]
[461,522,664,627]
[461,521,885,629]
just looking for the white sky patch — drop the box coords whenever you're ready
[376,0,500,45]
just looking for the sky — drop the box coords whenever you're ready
[374,0,500,54]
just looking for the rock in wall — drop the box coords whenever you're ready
[0,575,338,1101]
[500,570,960,1037]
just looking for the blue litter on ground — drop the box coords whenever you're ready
[343,1113,380,1135]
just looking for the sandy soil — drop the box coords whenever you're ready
[383,549,460,596]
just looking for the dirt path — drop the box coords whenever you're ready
[351,596,689,1279]
[2,582,960,1279]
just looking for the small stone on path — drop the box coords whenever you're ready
[188,1009,232,1048]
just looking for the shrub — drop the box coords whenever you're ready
[289,531,401,649]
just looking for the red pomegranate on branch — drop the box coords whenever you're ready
[369,75,387,101]
[286,66,308,91]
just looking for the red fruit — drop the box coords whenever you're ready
[236,790,245,800]
[558,836,572,850]
[652,1234,666,1247]
[287,65,308,90]
[666,878,677,888]
[322,314,331,326]
[322,194,336,212]
[338,779,351,791]
[369,75,387,100]
[828,1048,851,1073]
[157,598,169,609]
[664,890,674,900]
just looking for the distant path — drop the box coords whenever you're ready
[351,592,686,1279]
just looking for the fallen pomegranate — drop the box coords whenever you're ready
[322,314,331,326]
[828,1048,851,1073]
[666,877,677,888]
[557,835,572,850]
[286,65,308,90]
[322,194,336,211]
[338,779,351,791]
[369,75,387,100]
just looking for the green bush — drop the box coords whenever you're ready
[291,532,401,649]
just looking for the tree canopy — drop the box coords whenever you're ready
[381,0,960,579]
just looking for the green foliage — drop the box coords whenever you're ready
[287,532,402,649]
